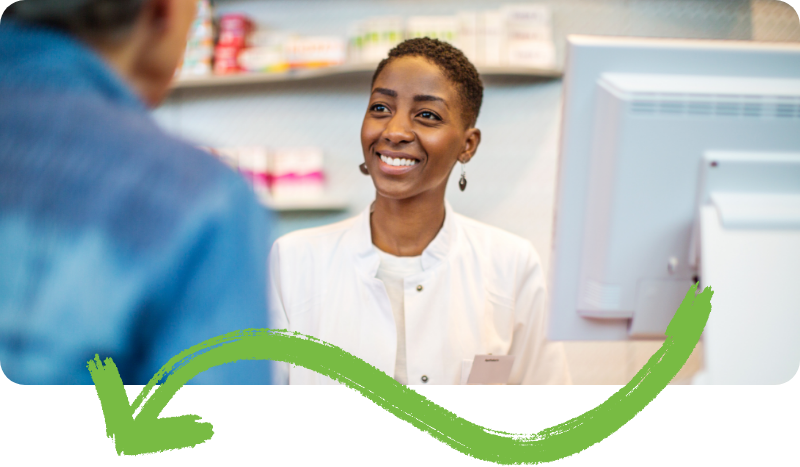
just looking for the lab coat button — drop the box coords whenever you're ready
[416,285,424,292]
[421,375,429,383]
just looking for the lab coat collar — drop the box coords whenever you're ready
[348,200,458,278]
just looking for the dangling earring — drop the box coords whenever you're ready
[359,163,369,175]
[459,162,467,192]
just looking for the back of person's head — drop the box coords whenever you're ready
[10,0,146,41]
[8,0,197,107]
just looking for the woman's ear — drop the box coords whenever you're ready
[459,128,482,164]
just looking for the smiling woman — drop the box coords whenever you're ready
[268,38,570,386]
[364,54,480,257]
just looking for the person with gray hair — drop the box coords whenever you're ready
[9,0,147,36]
[0,0,275,384]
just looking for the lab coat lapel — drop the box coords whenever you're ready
[420,201,458,271]
[347,204,380,278]
[341,205,397,379]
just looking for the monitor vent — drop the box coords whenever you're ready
[629,94,800,119]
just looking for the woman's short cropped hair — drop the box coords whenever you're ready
[372,37,484,128]
[11,0,146,40]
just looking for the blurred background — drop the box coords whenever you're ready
[152,0,800,384]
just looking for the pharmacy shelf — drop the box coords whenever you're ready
[170,63,562,90]
[258,193,350,212]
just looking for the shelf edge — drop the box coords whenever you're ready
[171,64,562,91]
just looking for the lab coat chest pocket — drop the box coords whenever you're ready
[482,289,515,355]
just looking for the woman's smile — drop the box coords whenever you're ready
[376,149,421,175]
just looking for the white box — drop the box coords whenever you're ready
[438,16,459,45]
[236,147,271,195]
[238,46,288,73]
[269,147,326,201]
[407,16,458,45]
[499,4,555,69]
[269,147,323,177]
[479,11,505,67]
[378,17,405,58]
[406,16,433,39]
[361,18,382,63]
[456,11,479,64]
[505,25,552,43]
[505,40,556,68]
[360,17,404,63]
[500,4,552,27]
[347,22,364,63]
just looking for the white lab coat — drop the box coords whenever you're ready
[268,201,571,385]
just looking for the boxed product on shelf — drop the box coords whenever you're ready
[478,10,505,66]
[501,4,555,68]
[501,4,551,29]
[348,17,404,64]
[235,146,271,196]
[238,46,289,73]
[455,11,479,65]
[505,40,556,68]
[214,13,254,74]
[217,13,252,48]
[347,22,364,63]
[406,16,458,45]
[284,37,347,69]
[371,17,405,63]
[179,0,214,77]
[237,28,291,74]
[269,147,326,201]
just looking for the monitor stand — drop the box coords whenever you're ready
[692,203,800,384]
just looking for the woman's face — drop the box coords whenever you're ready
[361,56,480,201]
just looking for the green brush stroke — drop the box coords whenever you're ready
[88,284,712,463]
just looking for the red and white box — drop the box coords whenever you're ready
[214,13,254,74]
[217,14,253,48]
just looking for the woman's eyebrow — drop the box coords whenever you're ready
[372,88,448,108]
[414,94,448,107]
[373,87,397,97]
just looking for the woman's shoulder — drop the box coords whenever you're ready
[455,213,533,250]
[271,215,360,257]
[452,212,539,259]
[451,213,545,294]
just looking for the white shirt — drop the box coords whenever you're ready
[375,249,423,385]
[268,201,571,385]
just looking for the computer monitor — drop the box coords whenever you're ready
[548,35,800,342]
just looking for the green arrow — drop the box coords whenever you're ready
[88,283,712,463]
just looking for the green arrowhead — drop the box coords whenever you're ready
[88,284,713,463]
[87,356,214,455]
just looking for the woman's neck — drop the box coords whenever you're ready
[370,188,446,257]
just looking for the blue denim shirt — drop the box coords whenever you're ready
[0,21,273,385]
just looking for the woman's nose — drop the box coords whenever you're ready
[383,114,414,145]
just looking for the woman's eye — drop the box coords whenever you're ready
[419,111,441,121]
[370,104,389,112]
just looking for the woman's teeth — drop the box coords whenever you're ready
[380,154,418,167]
